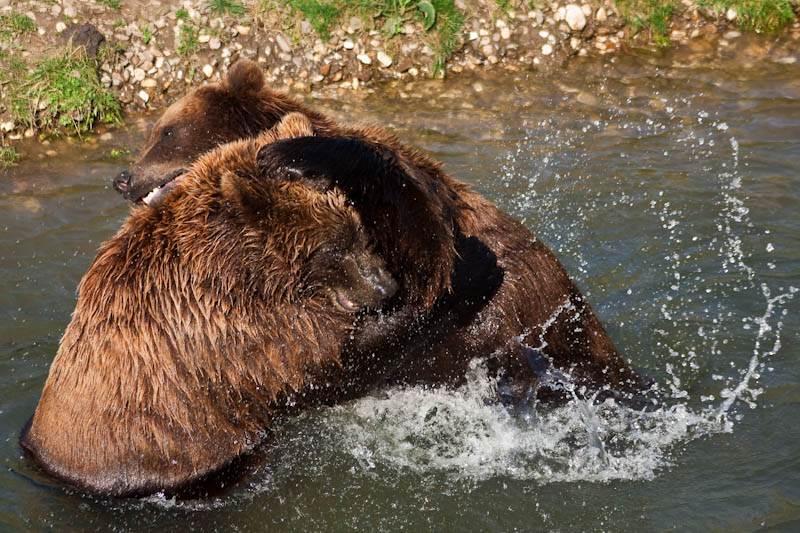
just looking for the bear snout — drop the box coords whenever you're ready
[113,169,134,196]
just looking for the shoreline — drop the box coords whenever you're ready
[1,0,799,163]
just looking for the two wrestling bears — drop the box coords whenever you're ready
[21,60,645,497]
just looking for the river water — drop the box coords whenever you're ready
[1,48,798,531]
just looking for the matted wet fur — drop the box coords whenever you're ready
[20,115,417,497]
[112,59,645,394]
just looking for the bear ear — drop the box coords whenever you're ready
[220,170,269,215]
[226,59,265,96]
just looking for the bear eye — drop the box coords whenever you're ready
[162,126,176,139]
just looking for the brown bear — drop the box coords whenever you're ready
[113,60,646,399]
[20,114,423,497]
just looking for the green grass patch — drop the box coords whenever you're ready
[6,48,121,137]
[287,0,344,41]
[616,0,678,46]
[177,21,200,55]
[107,148,131,159]
[208,0,247,16]
[698,0,797,32]
[429,0,465,76]
[1,146,21,170]
[97,0,122,9]
[0,12,37,42]
[140,24,153,44]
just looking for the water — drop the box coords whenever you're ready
[1,49,799,530]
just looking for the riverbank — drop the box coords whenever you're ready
[1,0,799,166]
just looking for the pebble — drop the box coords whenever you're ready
[132,68,146,82]
[501,27,511,40]
[138,90,150,103]
[376,51,392,67]
[0,122,14,133]
[55,22,66,33]
[64,6,76,18]
[235,25,250,36]
[343,39,354,50]
[565,4,587,32]
[542,43,553,55]
[202,64,214,78]
[723,31,741,39]
[596,7,607,23]
[726,8,737,21]
[570,37,581,49]
[209,37,221,50]
[141,78,157,88]
[539,30,549,39]
[469,31,479,41]
[357,53,371,65]
[275,34,291,53]
[199,34,211,43]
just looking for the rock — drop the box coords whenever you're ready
[376,51,392,67]
[469,30,479,40]
[60,23,106,57]
[343,39,354,50]
[198,34,211,43]
[570,37,581,49]
[202,64,214,78]
[141,78,157,88]
[0,122,14,133]
[565,5,587,31]
[319,63,331,76]
[542,43,553,55]
[357,53,371,64]
[539,30,549,39]
[596,7,607,23]
[63,6,76,18]
[132,68,146,82]
[726,8,737,21]
[56,22,66,33]
[275,33,291,53]
[138,90,150,103]
[723,30,741,39]
[209,37,221,50]
[581,4,592,16]
[235,25,250,36]
[349,16,362,32]
[301,20,312,34]
[501,27,511,39]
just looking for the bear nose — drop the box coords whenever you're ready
[113,170,133,193]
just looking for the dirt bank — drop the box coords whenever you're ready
[1,0,799,162]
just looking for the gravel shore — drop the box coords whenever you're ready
[1,0,799,147]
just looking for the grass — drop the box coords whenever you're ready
[97,0,122,9]
[616,0,678,46]
[0,12,37,42]
[697,0,797,32]
[5,48,121,136]
[108,148,131,159]
[616,0,797,44]
[208,0,247,16]
[1,146,21,170]
[176,9,200,55]
[140,25,153,44]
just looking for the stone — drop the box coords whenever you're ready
[376,51,392,67]
[501,27,511,39]
[541,43,553,55]
[60,23,106,57]
[343,39,354,50]
[723,30,741,39]
[581,4,592,16]
[138,90,150,103]
[132,68,146,82]
[198,34,211,43]
[202,64,214,78]
[356,53,371,64]
[235,25,250,36]
[0,122,14,133]
[570,37,581,49]
[141,78,157,88]
[726,8,737,21]
[348,16,362,32]
[56,22,66,33]
[469,31,479,40]
[275,33,291,53]
[565,5,587,31]
[319,63,331,76]
[596,7,607,23]
[209,37,221,50]
[301,20,312,34]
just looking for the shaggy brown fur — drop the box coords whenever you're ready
[20,115,404,497]
[113,59,644,394]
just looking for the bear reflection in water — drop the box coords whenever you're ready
[22,61,649,497]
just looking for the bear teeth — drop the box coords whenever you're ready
[142,186,162,206]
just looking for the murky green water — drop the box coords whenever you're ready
[2,49,799,531]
